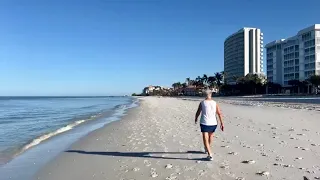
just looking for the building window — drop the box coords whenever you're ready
[295,66,299,71]
[295,45,299,51]
[295,73,299,79]
[295,59,299,65]
[295,52,299,58]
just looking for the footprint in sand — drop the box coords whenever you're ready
[236,177,245,180]
[220,165,230,169]
[289,128,295,131]
[165,175,177,180]
[144,160,151,167]
[198,170,206,176]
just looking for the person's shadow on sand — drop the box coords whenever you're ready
[66,150,208,161]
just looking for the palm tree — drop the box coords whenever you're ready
[186,78,190,86]
[182,83,187,88]
[207,76,217,89]
[215,72,223,87]
[195,76,203,88]
[202,74,208,88]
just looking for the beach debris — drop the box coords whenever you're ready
[271,127,278,129]
[133,167,140,172]
[302,129,310,132]
[296,157,303,160]
[221,145,230,148]
[196,161,201,164]
[242,160,256,164]
[258,144,264,147]
[261,153,268,157]
[297,133,306,136]
[302,148,310,151]
[256,171,270,176]
[289,128,295,131]
[299,167,306,170]
[165,164,173,169]
[295,146,302,149]
[283,164,294,168]
[235,136,239,138]
[314,177,320,179]
[228,152,238,155]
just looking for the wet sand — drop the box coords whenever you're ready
[35,97,320,180]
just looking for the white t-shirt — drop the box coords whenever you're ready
[200,100,218,126]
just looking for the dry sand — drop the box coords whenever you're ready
[35,97,320,180]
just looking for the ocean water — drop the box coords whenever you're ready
[0,96,136,165]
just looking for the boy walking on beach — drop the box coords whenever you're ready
[195,90,224,161]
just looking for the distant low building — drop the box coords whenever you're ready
[142,85,155,95]
[183,86,197,96]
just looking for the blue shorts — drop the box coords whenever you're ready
[200,124,217,132]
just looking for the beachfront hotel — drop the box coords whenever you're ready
[224,27,264,84]
[265,24,320,86]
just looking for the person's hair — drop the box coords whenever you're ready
[204,90,212,97]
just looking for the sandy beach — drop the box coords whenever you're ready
[35,97,320,180]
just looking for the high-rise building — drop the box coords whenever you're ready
[265,24,320,86]
[224,27,264,84]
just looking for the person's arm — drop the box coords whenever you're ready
[195,103,202,124]
[216,103,224,131]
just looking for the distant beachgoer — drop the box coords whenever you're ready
[195,90,224,161]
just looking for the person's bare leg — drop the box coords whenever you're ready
[208,132,214,146]
[202,132,212,156]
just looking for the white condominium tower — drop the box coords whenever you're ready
[224,27,264,84]
[265,24,320,86]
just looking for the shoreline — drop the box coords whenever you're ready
[0,98,139,180]
[33,97,320,180]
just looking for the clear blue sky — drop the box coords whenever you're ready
[0,0,319,96]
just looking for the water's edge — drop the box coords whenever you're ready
[0,98,140,180]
